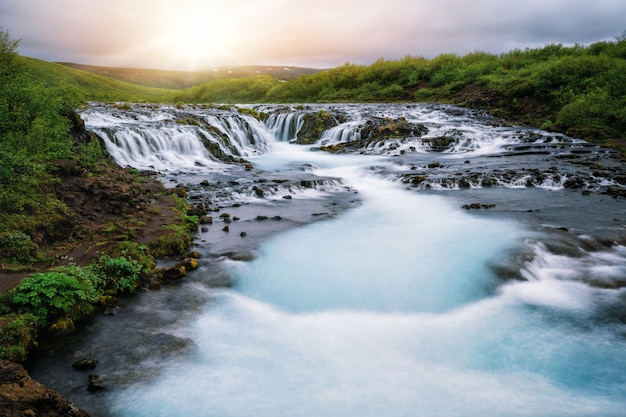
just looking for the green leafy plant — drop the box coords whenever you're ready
[91,255,143,294]
[8,271,99,327]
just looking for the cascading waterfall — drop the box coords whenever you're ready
[265,112,304,142]
[82,103,275,172]
[31,103,625,417]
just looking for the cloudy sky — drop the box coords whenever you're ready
[1,0,624,70]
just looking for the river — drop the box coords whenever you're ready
[29,103,626,417]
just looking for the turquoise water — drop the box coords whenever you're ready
[110,146,626,417]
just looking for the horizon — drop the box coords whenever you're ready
[1,0,625,71]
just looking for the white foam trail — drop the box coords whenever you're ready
[111,288,626,417]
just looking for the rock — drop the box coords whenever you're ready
[48,317,75,334]
[72,358,97,371]
[199,215,213,224]
[183,258,199,270]
[252,186,265,197]
[173,184,188,198]
[160,264,186,281]
[0,359,90,416]
[222,225,230,232]
[256,215,268,221]
[87,375,106,392]
[240,232,247,237]
[98,295,117,308]
[462,202,496,210]
[283,195,293,199]
[103,306,120,316]
[606,186,626,198]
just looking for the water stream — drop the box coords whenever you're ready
[30,103,626,417]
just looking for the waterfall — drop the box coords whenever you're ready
[82,104,275,172]
[265,112,304,142]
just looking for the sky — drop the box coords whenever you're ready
[1,0,625,71]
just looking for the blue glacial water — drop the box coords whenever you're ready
[108,142,626,417]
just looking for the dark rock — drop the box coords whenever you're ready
[252,186,265,197]
[199,215,213,224]
[240,232,247,237]
[87,375,106,393]
[256,215,268,221]
[462,202,496,210]
[0,359,90,416]
[606,186,626,198]
[72,358,97,371]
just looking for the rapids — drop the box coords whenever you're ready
[29,103,626,417]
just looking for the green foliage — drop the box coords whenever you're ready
[150,223,193,258]
[168,76,281,103]
[0,314,39,363]
[92,256,143,294]
[0,231,38,263]
[8,271,99,327]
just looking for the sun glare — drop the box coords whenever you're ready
[158,4,237,70]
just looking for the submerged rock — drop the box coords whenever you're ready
[72,358,98,371]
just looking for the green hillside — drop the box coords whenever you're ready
[19,57,174,102]
[58,62,320,89]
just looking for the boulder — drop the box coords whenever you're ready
[0,359,90,417]
[160,264,186,281]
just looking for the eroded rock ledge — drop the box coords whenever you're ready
[0,360,90,417]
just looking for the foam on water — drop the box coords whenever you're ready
[234,164,520,313]
[109,147,626,417]
[110,286,626,417]
[79,103,625,417]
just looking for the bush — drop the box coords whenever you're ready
[0,314,38,362]
[8,271,99,327]
[93,256,143,294]
[0,231,38,263]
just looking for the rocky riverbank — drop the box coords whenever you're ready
[0,360,90,417]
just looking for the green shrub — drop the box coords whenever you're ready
[8,271,99,327]
[0,231,38,263]
[93,256,143,294]
[0,314,38,362]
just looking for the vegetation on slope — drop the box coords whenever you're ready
[58,62,319,89]
[0,28,195,362]
[20,56,172,102]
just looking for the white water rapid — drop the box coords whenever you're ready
[72,104,626,417]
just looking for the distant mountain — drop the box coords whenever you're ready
[57,62,321,90]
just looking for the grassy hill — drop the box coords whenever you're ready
[19,57,174,102]
[57,62,320,89]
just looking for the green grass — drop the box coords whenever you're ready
[19,56,174,102]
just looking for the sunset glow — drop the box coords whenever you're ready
[158,4,239,69]
[1,0,625,70]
